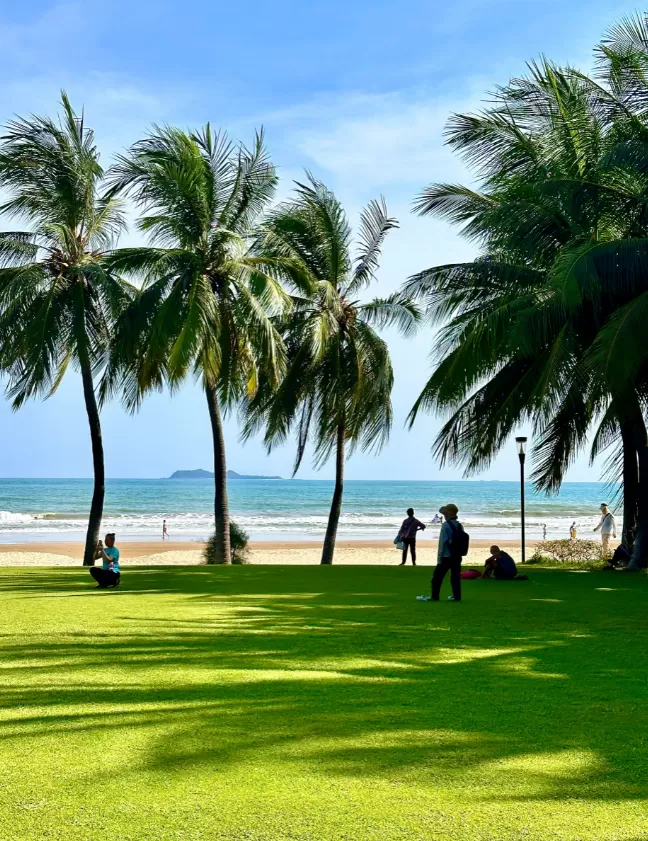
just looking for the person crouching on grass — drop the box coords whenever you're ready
[90,533,121,588]
[483,546,517,580]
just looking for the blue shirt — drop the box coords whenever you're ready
[103,546,120,573]
[496,551,516,577]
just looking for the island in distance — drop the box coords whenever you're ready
[168,469,283,480]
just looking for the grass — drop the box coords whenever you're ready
[0,564,646,841]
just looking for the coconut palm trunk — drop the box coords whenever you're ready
[321,423,345,565]
[620,421,639,551]
[80,357,106,567]
[627,404,648,569]
[205,384,232,564]
[73,291,107,568]
[632,445,648,569]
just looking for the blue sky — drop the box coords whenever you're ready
[0,0,639,480]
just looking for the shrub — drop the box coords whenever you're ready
[534,539,605,564]
[204,520,250,565]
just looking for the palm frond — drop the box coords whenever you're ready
[346,197,398,294]
[359,293,422,338]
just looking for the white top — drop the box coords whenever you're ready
[594,512,616,536]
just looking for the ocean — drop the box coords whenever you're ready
[0,478,617,544]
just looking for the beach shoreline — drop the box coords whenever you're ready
[0,537,535,566]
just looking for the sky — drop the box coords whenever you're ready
[0,0,639,481]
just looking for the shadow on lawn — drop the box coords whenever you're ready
[0,565,646,806]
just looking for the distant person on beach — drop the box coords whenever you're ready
[162,520,169,540]
[542,524,547,540]
[593,504,616,554]
[483,546,518,580]
[90,533,120,588]
[398,508,426,565]
[569,522,577,540]
[431,504,464,601]
[431,514,442,525]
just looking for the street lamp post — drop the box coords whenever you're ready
[516,437,528,564]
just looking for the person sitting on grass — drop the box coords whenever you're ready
[90,533,121,589]
[483,546,517,580]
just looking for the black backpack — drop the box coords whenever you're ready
[447,519,470,557]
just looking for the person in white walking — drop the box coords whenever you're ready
[593,503,616,555]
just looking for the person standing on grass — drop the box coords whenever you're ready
[398,508,426,565]
[593,503,616,555]
[90,533,121,589]
[431,503,463,601]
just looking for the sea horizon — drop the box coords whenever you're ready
[0,476,614,482]
[0,477,619,545]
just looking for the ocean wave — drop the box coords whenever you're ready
[0,510,35,525]
[0,510,602,530]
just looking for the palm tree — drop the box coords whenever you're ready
[592,11,648,566]
[104,126,289,564]
[0,94,131,566]
[404,59,648,565]
[246,177,419,564]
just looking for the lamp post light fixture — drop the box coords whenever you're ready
[515,437,528,564]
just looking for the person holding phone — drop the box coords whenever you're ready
[89,533,121,588]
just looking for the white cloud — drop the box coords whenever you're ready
[297,95,474,188]
[259,85,488,198]
[0,2,87,70]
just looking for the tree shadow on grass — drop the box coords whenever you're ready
[0,565,646,812]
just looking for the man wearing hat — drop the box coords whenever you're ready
[431,503,463,601]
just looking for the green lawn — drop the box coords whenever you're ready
[0,565,646,841]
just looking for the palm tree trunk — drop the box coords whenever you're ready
[620,420,639,551]
[631,445,648,569]
[628,403,648,569]
[205,383,231,564]
[80,357,105,566]
[321,423,345,565]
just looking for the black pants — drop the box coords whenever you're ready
[90,567,120,588]
[431,556,462,600]
[401,538,417,565]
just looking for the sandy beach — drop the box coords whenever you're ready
[0,538,533,566]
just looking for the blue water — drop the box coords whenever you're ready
[0,478,617,543]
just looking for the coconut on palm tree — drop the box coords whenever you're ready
[104,126,291,564]
[246,176,419,564]
[0,94,131,566]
